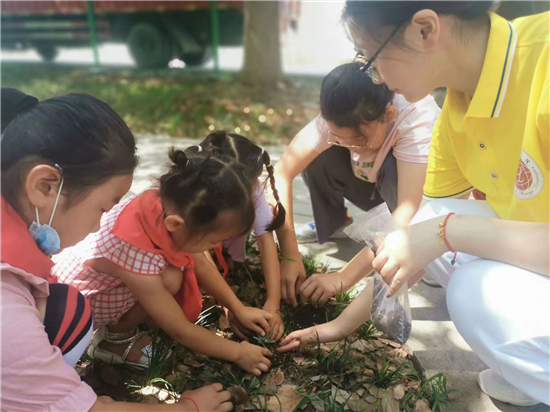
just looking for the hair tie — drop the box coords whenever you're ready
[266,163,273,168]
[196,146,203,153]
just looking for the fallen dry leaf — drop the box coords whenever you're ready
[292,355,305,365]
[273,369,285,386]
[219,314,230,330]
[393,384,405,400]
[348,398,373,412]
[362,369,375,378]
[229,385,251,405]
[378,338,401,348]
[381,388,400,412]
[415,399,431,412]
[267,385,303,412]
[331,387,350,404]
[176,363,189,373]
[311,401,325,412]
[264,369,284,393]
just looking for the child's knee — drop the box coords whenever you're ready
[161,266,183,295]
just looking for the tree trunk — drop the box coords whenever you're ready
[240,1,283,88]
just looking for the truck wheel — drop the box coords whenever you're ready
[36,45,58,62]
[128,23,173,69]
[181,46,212,66]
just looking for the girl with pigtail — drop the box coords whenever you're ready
[200,131,286,341]
[53,143,274,375]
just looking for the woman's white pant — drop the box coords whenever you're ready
[411,199,550,405]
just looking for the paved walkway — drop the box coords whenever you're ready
[133,134,548,412]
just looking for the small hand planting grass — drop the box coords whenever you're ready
[76,236,452,411]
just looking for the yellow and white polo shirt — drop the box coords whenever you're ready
[423,12,549,222]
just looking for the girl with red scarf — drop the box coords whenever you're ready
[53,146,273,375]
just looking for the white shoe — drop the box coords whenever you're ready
[295,221,319,243]
[296,219,353,244]
[478,369,540,406]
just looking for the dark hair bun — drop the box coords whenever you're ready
[169,148,189,169]
[1,88,39,133]
[208,130,228,148]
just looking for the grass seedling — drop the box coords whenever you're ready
[203,360,263,397]
[301,253,329,278]
[401,373,455,412]
[253,332,277,348]
[195,304,224,328]
[280,304,299,335]
[324,287,354,322]
[363,353,405,389]
[356,320,379,340]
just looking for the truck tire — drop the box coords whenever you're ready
[35,45,58,62]
[181,46,212,66]
[127,23,173,69]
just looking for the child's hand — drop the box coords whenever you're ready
[235,341,272,376]
[179,383,233,411]
[278,322,339,353]
[263,303,284,341]
[234,306,272,336]
[277,327,320,352]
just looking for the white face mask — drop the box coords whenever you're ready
[28,175,64,256]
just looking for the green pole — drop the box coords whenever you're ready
[86,1,100,69]
[210,1,220,75]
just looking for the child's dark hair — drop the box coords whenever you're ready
[159,144,255,238]
[1,88,138,211]
[199,130,286,232]
[343,1,493,48]
[320,63,395,130]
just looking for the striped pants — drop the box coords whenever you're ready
[44,284,94,367]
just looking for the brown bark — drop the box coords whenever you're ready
[240,1,283,88]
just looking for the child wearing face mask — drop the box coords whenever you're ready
[53,144,273,375]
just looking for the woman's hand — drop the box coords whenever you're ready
[278,323,336,352]
[263,301,285,341]
[180,383,233,411]
[234,342,272,376]
[299,272,349,307]
[280,257,307,307]
[373,216,445,297]
[233,306,272,336]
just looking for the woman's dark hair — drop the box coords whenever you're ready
[1,88,138,210]
[343,1,493,47]
[199,130,286,232]
[159,143,255,238]
[320,62,395,130]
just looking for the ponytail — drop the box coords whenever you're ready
[262,150,286,232]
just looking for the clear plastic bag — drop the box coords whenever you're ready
[344,203,412,344]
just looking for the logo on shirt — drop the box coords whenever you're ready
[514,150,544,200]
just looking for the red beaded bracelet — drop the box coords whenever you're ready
[180,397,200,412]
[438,213,457,265]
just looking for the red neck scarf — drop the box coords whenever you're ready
[111,190,201,321]
[111,190,194,269]
[1,196,55,281]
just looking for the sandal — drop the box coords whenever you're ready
[87,326,152,369]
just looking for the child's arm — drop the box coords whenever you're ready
[193,252,272,336]
[278,277,374,352]
[90,258,272,375]
[256,232,284,340]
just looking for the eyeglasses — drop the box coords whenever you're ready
[357,22,405,83]
[327,122,381,151]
